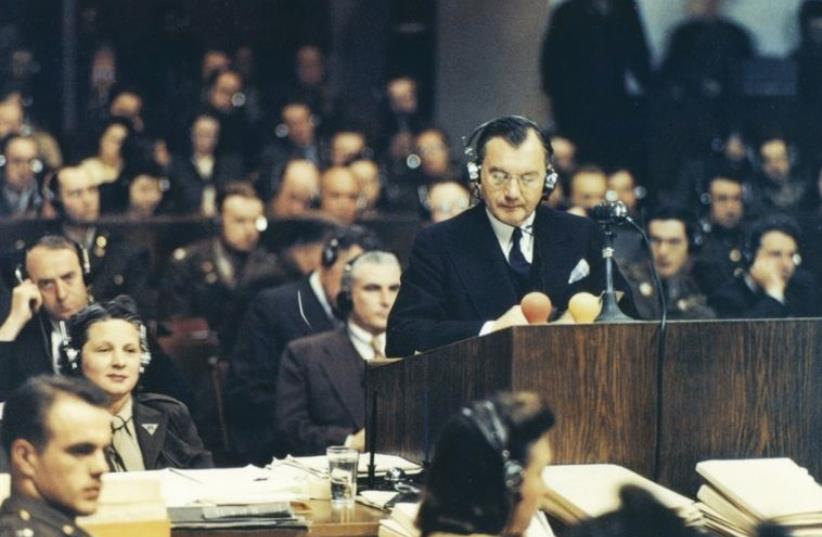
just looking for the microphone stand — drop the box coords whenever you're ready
[595,219,633,323]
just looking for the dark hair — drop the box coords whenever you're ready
[647,204,698,250]
[475,116,553,166]
[416,392,555,537]
[745,215,802,261]
[62,295,145,375]
[26,234,81,259]
[217,181,260,213]
[321,225,382,267]
[1,375,108,453]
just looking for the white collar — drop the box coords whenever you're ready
[347,320,385,361]
[485,208,536,262]
[308,271,335,320]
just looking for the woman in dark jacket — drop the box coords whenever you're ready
[61,295,213,471]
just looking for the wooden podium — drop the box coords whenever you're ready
[367,319,822,494]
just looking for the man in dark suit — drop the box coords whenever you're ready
[277,251,400,455]
[709,216,821,318]
[225,225,380,464]
[386,116,634,357]
[0,235,191,404]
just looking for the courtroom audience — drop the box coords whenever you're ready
[568,165,608,215]
[124,164,171,219]
[749,136,809,215]
[349,157,383,212]
[167,112,244,216]
[623,205,715,320]
[159,182,293,352]
[62,296,213,470]
[277,250,401,455]
[0,134,44,218]
[226,225,380,464]
[416,392,555,537]
[263,158,320,217]
[329,126,369,167]
[426,179,471,223]
[319,165,361,224]
[709,215,821,318]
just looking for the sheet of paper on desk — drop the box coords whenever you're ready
[284,453,422,477]
[142,466,310,507]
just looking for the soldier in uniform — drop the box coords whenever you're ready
[693,173,747,295]
[624,205,715,319]
[0,376,111,537]
[159,182,296,352]
[47,165,154,318]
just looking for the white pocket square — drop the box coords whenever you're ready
[568,258,590,284]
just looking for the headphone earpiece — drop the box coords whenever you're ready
[335,255,358,319]
[461,400,525,498]
[322,237,340,267]
[463,116,556,200]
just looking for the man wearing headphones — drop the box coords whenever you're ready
[276,251,401,455]
[387,116,635,357]
[0,134,44,218]
[0,235,192,404]
[226,225,380,464]
[159,182,296,353]
[709,216,821,318]
[47,164,154,318]
[623,205,715,320]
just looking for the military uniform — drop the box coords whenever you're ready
[0,495,91,537]
[693,222,745,296]
[56,225,154,319]
[159,237,298,352]
[624,262,715,320]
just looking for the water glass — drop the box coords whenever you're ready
[327,446,358,507]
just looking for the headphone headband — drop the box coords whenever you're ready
[462,400,525,497]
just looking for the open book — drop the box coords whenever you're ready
[540,464,703,527]
[695,458,822,537]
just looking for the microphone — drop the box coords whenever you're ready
[521,292,552,324]
[590,200,630,226]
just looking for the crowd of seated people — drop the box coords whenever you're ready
[0,3,821,468]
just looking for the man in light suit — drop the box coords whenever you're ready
[276,251,401,455]
[225,226,380,463]
[386,116,635,357]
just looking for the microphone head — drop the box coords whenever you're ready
[590,200,628,224]
[521,292,552,324]
[568,292,601,323]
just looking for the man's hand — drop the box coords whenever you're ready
[0,280,42,341]
[749,256,788,300]
[349,428,366,452]
[490,305,529,333]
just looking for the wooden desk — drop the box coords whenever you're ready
[172,500,385,537]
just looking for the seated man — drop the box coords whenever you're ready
[226,225,380,463]
[567,165,608,215]
[0,235,191,404]
[387,116,635,356]
[319,166,361,225]
[710,216,821,318]
[0,134,44,218]
[0,376,111,537]
[159,182,294,352]
[623,205,715,320]
[264,158,320,218]
[277,250,401,455]
[693,172,747,295]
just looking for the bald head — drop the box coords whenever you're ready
[320,166,360,224]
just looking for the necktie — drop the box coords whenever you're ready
[110,415,146,472]
[509,227,531,278]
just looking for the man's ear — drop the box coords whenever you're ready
[10,438,40,479]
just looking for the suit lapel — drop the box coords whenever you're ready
[533,208,578,304]
[317,330,365,428]
[133,399,168,470]
[295,278,335,335]
[446,205,518,318]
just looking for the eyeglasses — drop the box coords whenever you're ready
[486,168,544,188]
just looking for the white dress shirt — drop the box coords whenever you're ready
[486,208,536,263]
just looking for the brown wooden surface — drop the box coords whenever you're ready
[658,318,822,494]
[369,320,822,494]
[172,500,385,537]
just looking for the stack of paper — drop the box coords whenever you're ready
[541,464,703,527]
[695,458,822,537]
[377,502,556,537]
[274,453,422,478]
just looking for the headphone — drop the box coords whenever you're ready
[741,217,803,269]
[16,238,92,286]
[335,255,359,318]
[461,400,525,498]
[463,115,558,199]
[321,225,380,267]
[59,304,152,376]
